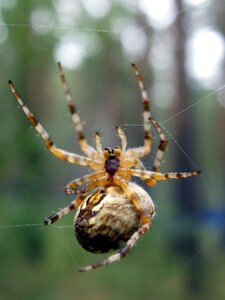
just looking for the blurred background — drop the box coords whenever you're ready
[0,0,225,299]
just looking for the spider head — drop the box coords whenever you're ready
[103,146,121,158]
[103,147,121,176]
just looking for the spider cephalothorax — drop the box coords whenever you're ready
[103,147,121,176]
[9,63,200,272]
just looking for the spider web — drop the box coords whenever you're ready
[0,3,225,297]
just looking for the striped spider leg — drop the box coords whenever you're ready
[126,65,168,176]
[119,168,201,185]
[130,63,152,159]
[57,62,98,159]
[8,80,102,169]
[8,79,105,226]
[131,64,168,178]
[145,117,168,186]
[44,193,86,226]
[44,172,111,226]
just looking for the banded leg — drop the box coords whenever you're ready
[65,175,110,197]
[65,170,105,194]
[132,64,152,158]
[57,62,97,157]
[116,126,127,152]
[149,117,168,173]
[9,80,99,168]
[119,168,201,186]
[44,195,85,225]
[79,222,151,272]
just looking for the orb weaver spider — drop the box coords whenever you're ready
[9,63,200,272]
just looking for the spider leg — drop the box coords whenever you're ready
[79,222,151,272]
[95,130,103,154]
[57,62,97,158]
[119,168,201,186]
[116,125,147,167]
[130,117,167,172]
[131,64,152,158]
[44,176,109,226]
[116,126,127,152]
[65,170,106,194]
[113,175,152,223]
[9,80,100,169]
[85,175,110,191]
[149,117,168,173]
[134,158,146,170]
[67,174,109,202]
[44,194,86,225]
[138,116,168,186]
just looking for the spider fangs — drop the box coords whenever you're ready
[9,63,200,272]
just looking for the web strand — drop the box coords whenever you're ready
[0,2,196,35]
[58,227,79,268]
[163,84,225,124]
[0,223,72,229]
[0,22,119,33]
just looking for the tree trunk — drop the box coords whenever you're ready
[171,0,202,295]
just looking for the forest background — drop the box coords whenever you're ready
[0,1,225,299]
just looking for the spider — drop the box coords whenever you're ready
[9,63,200,272]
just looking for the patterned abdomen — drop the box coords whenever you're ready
[74,185,142,253]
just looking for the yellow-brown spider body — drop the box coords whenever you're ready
[9,63,200,272]
[74,183,155,253]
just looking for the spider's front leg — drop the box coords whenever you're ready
[131,64,152,158]
[8,80,99,169]
[58,62,97,158]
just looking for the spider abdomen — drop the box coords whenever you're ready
[74,183,155,253]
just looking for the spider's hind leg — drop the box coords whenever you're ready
[78,222,151,272]
[78,179,155,272]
